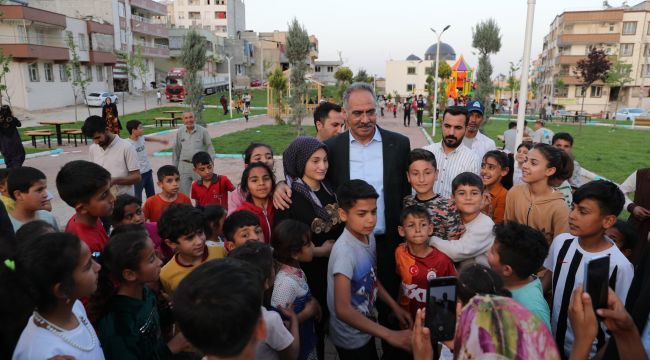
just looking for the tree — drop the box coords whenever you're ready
[472,18,502,106]
[605,59,633,128]
[285,18,310,134]
[334,67,353,101]
[130,45,149,111]
[0,50,11,106]
[575,48,611,119]
[64,32,91,121]
[180,30,208,126]
[267,65,287,125]
[354,68,371,83]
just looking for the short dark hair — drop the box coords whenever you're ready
[508,121,517,129]
[111,194,141,223]
[337,179,378,211]
[313,102,342,128]
[228,241,273,284]
[611,220,639,251]
[240,162,276,195]
[203,205,227,239]
[407,148,437,169]
[81,115,107,137]
[126,120,142,135]
[443,106,469,126]
[271,219,311,264]
[0,168,10,185]
[243,143,273,165]
[517,142,532,152]
[399,205,431,226]
[457,264,511,305]
[493,222,549,279]
[56,160,111,207]
[157,204,205,243]
[7,166,46,200]
[573,180,625,217]
[156,165,179,182]
[452,172,484,194]
[552,132,574,146]
[15,220,55,244]
[173,258,262,357]
[192,151,213,167]
[222,210,260,242]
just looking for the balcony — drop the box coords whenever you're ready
[134,43,169,58]
[89,51,116,64]
[558,33,620,45]
[558,54,618,65]
[559,75,605,86]
[562,9,623,23]
[129,0,167,16]
[0,5,66,28]
[0,35,68,61]
[87,21,113,35]
[131,18,168,38]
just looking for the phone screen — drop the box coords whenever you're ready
[585,255,610,313]
[425,277,457,342]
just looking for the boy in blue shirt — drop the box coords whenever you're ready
[487,221,551,329]
[327,179,412,360]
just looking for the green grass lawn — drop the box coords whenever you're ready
[204,88,267,107]
[212,124,316,154]
[0,146,58,160]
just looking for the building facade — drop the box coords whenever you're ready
[538,1,650,114]
[168,0,245,38]
[312,60,342,85]
[0,4,116,110]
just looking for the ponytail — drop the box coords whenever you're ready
[533,143,573,184]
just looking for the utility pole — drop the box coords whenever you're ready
[430,25,451,137]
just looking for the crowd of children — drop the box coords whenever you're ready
[0,112,648,360]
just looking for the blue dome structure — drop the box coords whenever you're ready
[406,54,422,61]
[424,42,456,61]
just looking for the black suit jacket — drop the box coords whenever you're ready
[324,126,411,294]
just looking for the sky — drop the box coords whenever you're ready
[244,0,624,77]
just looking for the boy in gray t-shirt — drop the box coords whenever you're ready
[327,180,412,358]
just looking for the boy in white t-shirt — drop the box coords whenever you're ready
[543,180,634,359]
[126,120,169,201]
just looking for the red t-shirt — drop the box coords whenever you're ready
[65,215,109,253]
[395,243,457,319]
[191,174,235,207]
[143,193,192,222]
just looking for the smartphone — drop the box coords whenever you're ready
[425,276,458,343]
[583,255,610,314]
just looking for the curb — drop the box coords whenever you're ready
[419,127,435,145]
[0,148,64,165]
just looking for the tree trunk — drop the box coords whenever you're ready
[143,82,148,111]
[613,90,621,130]
[579,86,587,133]
[73,94,78,122]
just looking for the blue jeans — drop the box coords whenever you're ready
[134,170,155,202]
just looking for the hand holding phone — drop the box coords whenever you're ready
[583,255,610,314]
[425,277,458,343]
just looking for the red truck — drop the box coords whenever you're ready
[165,67,229,101]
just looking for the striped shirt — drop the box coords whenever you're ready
[543,233,634,359]
[422,142,480,198]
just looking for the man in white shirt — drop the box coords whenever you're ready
[82,115,140,196]
[423,106,480,198]
[533,120,554,144]
[502,121,517,153]
[462,101,496,162]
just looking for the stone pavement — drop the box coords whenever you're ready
[24,112,431,228]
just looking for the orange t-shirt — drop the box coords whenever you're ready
[143,193,192,222]
[483,183,508,224]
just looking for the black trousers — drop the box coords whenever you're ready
[416,110,424,126]
[336,338,379,360]
[403,111,411,126]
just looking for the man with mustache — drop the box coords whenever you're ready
[422,106,480,198]
[462,101,496,162]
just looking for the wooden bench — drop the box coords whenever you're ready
[25,130,52,148]
[635,117,650,127]
[154,117,177,127]
[62,129,87,147]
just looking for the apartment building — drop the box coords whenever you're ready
[539,1,650,114]
[29,0,169,92]
[168,0,245,38]
[0,4,116,110]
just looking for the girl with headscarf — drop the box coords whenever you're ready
[0,105,25,168]
[102,97,121,135]
[276,136,343,359]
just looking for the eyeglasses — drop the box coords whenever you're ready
[350,108,376,119]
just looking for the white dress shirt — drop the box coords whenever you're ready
[619,170,637,209]
[350,130,385,235]
[422,142,480,198]
[462,132,496,164]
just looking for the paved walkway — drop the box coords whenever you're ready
[25,113,430,226]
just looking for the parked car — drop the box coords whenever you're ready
[85,92,119,107]
[615,107,645,121]
[250,79,262,87]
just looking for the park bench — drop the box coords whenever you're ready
[25,130,52,148]
[154,117,177,127]
[62,129,87,147]
[635,117,650,127]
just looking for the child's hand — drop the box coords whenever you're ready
[412,308,433,360]
[315,240,335,257]
[387,329,412,352]
[278,304,298,327]
[597,287,636,337]
[167,332,190,354]
[568,286,597,358]
[393,305,414,329]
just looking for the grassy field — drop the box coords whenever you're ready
[212,124,316,155]
[204,88,267,107]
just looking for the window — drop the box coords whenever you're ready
[28,63,39,82]
[59,64,68,82]
[644,44,650,57]
[315,66,321,72]
[188,0,200,5]
[118,2,126,17]
[85,65,92,81]
[590,86,602,97]
[215,11,226,19]
[78,33,87,51]
[555,87,568,98]
[407,67,416,75]
[559,64,570,75]
[73,65,81,82]
[189,12,201,20]
[575,86,586,97]
[620,43,634,56]
[647,22,650,35]
[43,63,54,82]
[327,66,334,72]
[407,84,415,92]
[623,21,637,35]
[642,64,650,77]
[96,65,104,82]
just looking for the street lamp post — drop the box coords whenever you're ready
[515,0,536,150]
[430,25,451,138]
[226,55,233,119]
